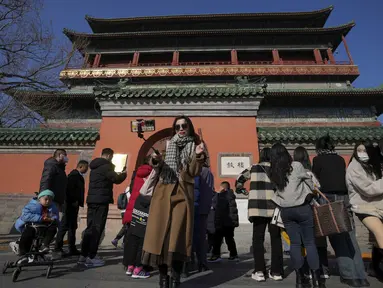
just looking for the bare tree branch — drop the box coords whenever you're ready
[0,0,88,128]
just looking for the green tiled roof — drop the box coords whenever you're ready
[258,127,383,143]
[94,84,266,99]
[0,129,99,146]
[93,85,383,100]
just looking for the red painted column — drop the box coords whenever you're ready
[272,49,280,64]
[231,49,238,65]
[342,35,354,64]
[313,49,323,64]
[327,48,336,64]
[172,51,179,66]
[132,52,140,66]
[93,54,101,67]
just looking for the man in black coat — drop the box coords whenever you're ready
[39,149,68,211]
[79,148,127,267]
[54,160,89,256]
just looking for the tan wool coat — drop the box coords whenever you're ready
[346,159,383,218]
[142,153,205,266]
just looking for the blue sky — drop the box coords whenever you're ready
[41,0,383,120]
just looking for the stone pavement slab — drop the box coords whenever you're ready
[1,250,382,288]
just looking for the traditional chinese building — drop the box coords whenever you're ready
[0,6,382,240]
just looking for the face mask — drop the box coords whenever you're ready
[63,156,69,163]
[80,172,86,177]
[357,152,369,162]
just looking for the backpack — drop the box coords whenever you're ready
[117,193,127,210]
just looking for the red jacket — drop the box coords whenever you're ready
[123,164,152,224]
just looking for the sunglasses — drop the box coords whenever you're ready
[175,124,188,131]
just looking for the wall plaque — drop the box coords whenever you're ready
[218,153,253,178]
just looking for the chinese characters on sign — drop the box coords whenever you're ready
[219,153,252,177]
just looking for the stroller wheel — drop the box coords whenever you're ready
[46,265,53,278]
[12,268,21,282]
[2,261,9,274]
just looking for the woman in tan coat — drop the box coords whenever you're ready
[346,141,383,279]
[142,116,205,288]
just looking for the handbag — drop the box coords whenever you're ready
[271,207,284,228]
[139,168,159,197]
[312,189,353,237]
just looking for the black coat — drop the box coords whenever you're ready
[87,158,127,205]
[312,154,348,195]
[129,194,151,238]
[39,157,67,205]
[66,169,85,207]
[212,189,239,230]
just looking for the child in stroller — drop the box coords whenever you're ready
[4,190,59,281]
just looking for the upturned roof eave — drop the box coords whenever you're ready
[84,6,334,29]
[63,21,354,40]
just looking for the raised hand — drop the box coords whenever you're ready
[196,142,205,155]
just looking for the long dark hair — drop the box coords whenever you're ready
[351,141,382,179]
[316,134,335,151]
[294,146,312,170]
[259,147,271,163]
[171,116,200,143]
[270,143,292,190]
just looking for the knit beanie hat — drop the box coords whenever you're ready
[38,189,55,199]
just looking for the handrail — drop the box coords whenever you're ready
[65,60,352,70]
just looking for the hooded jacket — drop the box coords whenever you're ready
[15,198,59,233]
[123,164,153,224]
[39,157,67,205]
[87,158,127,205]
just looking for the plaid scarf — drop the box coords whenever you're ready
[160,134,195,184]
[317,149,337,156]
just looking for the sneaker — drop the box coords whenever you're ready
[126,265,134,276]
[252,271,266,282]
[321,274,330,279]
[16,257,29,265]
[39,245,50,253]
[77,255,87,265]
[228,256,239,262]
[207,255,222,263]
[268,271,283,281]
[9,241,19,255]
[85,255,105,267]
[111,239,118,248]
[304,273,312,280]
[131,267,150,279]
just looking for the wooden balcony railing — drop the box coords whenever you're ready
[66,60,353,70]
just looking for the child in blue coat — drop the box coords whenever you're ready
[13,190,59,255]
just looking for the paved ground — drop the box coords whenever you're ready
[1,249,382,288]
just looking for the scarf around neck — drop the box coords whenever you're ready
[160,134,195,184]
[317,149,337,156]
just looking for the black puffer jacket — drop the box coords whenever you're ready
[87,158,127,204]
[66,169,85,207]
[212,189,239,230]
[39,157,67,205]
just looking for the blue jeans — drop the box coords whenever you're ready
[281,204,320,270]
[317,194,366,280]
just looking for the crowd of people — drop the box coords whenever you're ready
[8,115,383,288]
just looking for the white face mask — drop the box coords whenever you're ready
[357,152,369,162]
[80,172,86,177]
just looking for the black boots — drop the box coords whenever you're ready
[171,270,181,288]
[159,274,170,288]
[371,246,383,279]
[311,270,326,288]
[295,268,310,288]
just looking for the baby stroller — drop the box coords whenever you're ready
[2,223,54,282]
